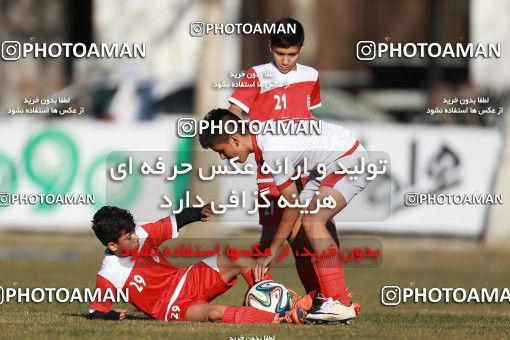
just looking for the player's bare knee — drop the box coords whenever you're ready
[301,218,325,237]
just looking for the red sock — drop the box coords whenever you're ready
[293,219,339,294]
[312,253,350,305]
[221,306,277,324]
[242,270,273,287]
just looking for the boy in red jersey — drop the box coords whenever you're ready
[200,109,365,322]
[228,18,321,122]
[226,18,347,314]
[87,205,309,324]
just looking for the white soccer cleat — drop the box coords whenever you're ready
[306,296,360,323]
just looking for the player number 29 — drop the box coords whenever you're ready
[274,94,287,110]
[170,305,180,320]
[128,275,147,292]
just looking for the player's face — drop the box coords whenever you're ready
[270,45,302,74]
[115,230,139,255]
[211,137,250,163]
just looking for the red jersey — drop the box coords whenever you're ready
[228,62,321,121]
[89,214,188,320]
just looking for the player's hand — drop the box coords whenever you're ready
[252,257,270,282]
[114,309,127,320]
[200,204,212,221]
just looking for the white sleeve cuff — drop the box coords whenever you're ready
[228,96,250,113]
[310,102,322,110]
[169,213,179,238]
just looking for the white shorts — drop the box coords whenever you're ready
[300,141,369,205]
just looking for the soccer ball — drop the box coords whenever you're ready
[245,280,291,316]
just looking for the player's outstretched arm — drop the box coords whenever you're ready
[87,275,127,320]
[175,204,212,228]
[87,308,127,320]
[141,204,212,247]
[253,182,301,282]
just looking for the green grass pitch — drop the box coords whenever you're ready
[0,233,508,339]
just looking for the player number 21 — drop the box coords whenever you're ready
[274,94,287,110]
[128,275,147,292]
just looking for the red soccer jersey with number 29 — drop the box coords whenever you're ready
[89,215,187,321]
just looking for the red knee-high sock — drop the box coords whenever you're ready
[312,253,350,306]
[294,219,340,295]
[221,306,277,324]
[242,269,273,287]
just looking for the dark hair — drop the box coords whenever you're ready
[269,18,304,48]
[91,206,136,246]
[199,108,243,149]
